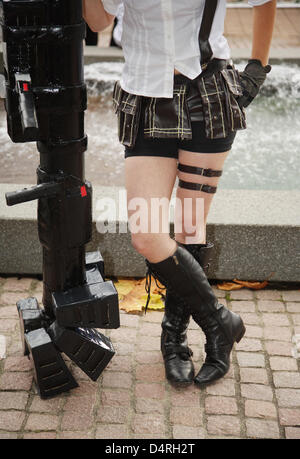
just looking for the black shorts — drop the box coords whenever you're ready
[124,118,236,159]
[124,72,238,159]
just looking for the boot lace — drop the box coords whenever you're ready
[144,262,165,314]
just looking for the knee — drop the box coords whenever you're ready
[131,233,155,258]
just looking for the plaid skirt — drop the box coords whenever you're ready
[112,60,246,149]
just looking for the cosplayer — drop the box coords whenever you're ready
[83,0,276,387]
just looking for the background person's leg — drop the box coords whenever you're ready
[125,155,178,262]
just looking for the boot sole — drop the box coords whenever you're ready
[168,379,194,388]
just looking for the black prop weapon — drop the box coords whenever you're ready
[0,0,120,398]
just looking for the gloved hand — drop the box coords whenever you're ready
[237,59,271,108]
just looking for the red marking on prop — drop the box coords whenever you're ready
[80,185,87,197]
[23,83,29,92]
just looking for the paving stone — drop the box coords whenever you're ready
[285,427,300,439]
[205,396,238,415]
[269,356,298,371]
[135,351,162,365]
[109,327,138,343]
[29,396,62,414]
[96,406,129,424]
[229,290,254,300]
[113,342,135,356]
[61,411,94,431]
[132,413,165,435]
[172,425,205,439]
[102,371,132,389]
[0,319,18,333]
[246,418,280,439]
[276,389,300,407]
[236,352,265,368]
[0,292,23,305]
[138,322,161,337]
[230,301,256,313]
[0,392,28,410]
[137,335,160,351]
[239,368,269,385]
[0,433,18,439]
[239,313,260,325]
[170,389,200,407]
[64,395,96,414]
[245,400,277,419]
[142,311,164,323]
[101,389,131,407]
[255,290,282,301]
[119,314,140,328]
[105,355,133,372]
[135,364,165,383]
[236,338,262,352]
[264,340,293,357]
[241,383,273,401]
[257,300,285,312]
[261,313,290,327]
[23,432,57,439]
[0,306,18,319]
[206,378,235,397]
[207,415,241,437]
[278,408,300,426]
[25,413,59,431]
[170,406,203,427]
[0,411,25,431]
[0,335,7,359]
[95,424,128,439]
[286,303,300,313]
[292,314,300,326]
[0,372,32,391]
[136,398,165,414]
[4,356,32,372]
[59,431,93,439]
[281,291,300,302]
[244,325,263,339]
[263,327,292,342]
[273,372,300,388]
[135,383,165,400]
[3,277,33,292]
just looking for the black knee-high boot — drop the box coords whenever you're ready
[145,245,245,387]
[160,242,214,386]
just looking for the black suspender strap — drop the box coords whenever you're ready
[199,0,219,66]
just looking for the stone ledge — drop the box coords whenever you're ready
[0,184,299,282]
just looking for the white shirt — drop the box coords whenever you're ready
[102,0,273,98]
[112,4,124,47]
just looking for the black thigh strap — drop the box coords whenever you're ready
[178,163,222,177]
[178,179,217,194]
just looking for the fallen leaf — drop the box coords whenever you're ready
[217,282,243,291]
[232,279,269,290]
[140,293,165,310]
[114,279,135,296]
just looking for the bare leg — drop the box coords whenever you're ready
[125,155,178,262]
[175,150,230,244]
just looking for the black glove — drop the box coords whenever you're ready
[237,59,271,108]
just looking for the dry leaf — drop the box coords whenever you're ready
[232,279,269,290]
[114,279,135,296]
[140,293,165,310]
[217,282,243,291]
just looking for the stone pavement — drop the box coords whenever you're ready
[0,276,300,439]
